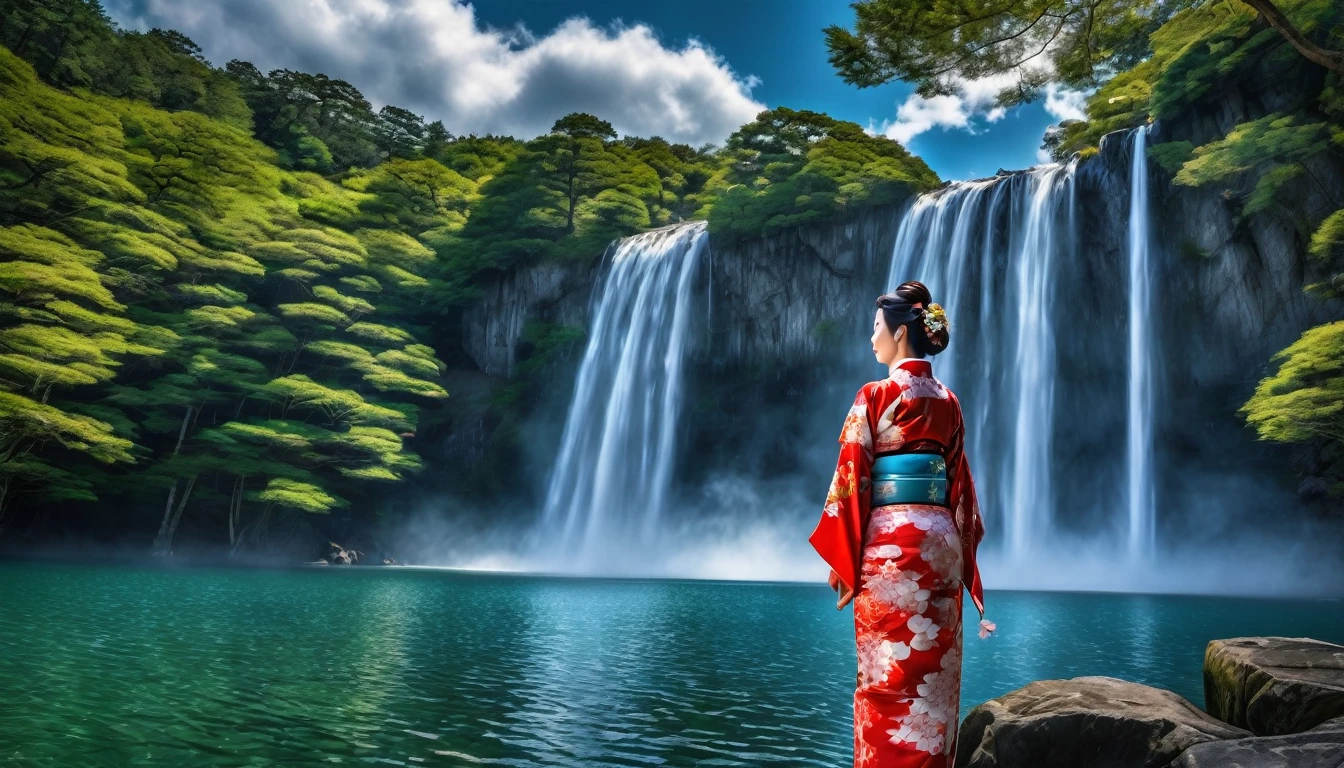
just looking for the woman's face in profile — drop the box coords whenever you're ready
[871,309,900,366]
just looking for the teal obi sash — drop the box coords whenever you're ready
[871,453,948,507]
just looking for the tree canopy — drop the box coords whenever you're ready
[0,3,942,548]
[825,0,1343,111]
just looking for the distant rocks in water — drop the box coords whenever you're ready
[1204,637,1344,736]
[1171,716,1344,768]
[955,637,1344,768]
[306,542,402,566]
[324,542,362,565]
[954,676,1246,768]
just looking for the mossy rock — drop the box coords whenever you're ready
[1204,637,1344,736]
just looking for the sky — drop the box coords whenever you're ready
[103,0,1089,182]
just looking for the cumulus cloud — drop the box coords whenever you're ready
[872,61,1091,147]
[872,69,1020,145]
[1043,83,1089,122]
[103,0,765,146]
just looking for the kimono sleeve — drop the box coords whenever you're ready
[808,384,874,596]
[944,404,986,618]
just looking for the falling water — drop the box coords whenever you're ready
[537,222,707,570]
[885,163,1077,559]
[1126,126,1157,559]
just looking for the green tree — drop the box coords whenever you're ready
[1242,322,1344,500]
[826,0,1343,110]
[708,107,938,240]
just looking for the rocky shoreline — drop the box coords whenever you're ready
[956,636,1344,768]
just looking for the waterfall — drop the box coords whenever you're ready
[1126,126,1157,559]
[885,163,1077,558]
[537,222,707,571]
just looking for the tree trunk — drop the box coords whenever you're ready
[565,143,579,234]
[149,481,179,556]
[230,502,272,558]
[1241,0,1344,73]
[0,481,10,539]
[163,476,196,556]
[149,406,193,556]
[172,406,192,455]
[228,476,245,546]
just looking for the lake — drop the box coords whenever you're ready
[1,561,1341,766]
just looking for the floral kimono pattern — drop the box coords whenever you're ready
[809,359,986,768]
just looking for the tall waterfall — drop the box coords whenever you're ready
[537,222,707,570]
[1126,126,1157,560]
[885,163,1078,558]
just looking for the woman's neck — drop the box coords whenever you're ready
[887,357,923,377]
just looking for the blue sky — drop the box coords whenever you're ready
[106,0,1076,182]
[472,0,1061,180]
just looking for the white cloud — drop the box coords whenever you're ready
[878,94,971,145]
[871,60,1091,147]
[1043,83,1089,122]
[103,0,765,146]
[872,69,1019,145]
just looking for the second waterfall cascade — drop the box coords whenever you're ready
[882,146,1162,562]
[536,222,707,572]
[1126,126,1158,561]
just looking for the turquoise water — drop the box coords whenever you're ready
[1,562,1341,766]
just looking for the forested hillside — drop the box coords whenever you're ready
[0,0,938,554]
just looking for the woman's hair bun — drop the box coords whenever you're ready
[875,280,950,357]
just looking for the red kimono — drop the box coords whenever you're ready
[809,358,986,768]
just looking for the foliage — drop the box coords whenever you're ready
[0,45,446,548]
[829,0,1344,116]
[825,0,1200,105]
[708,108,939,241]
[0,7,945,545]
[1050,0,1342,157]
[1171,113,1337,214]
[1307,208,1344,299]
[0,1,249,129]
[1242,322,1344,497]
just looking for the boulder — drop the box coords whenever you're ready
[322,541,363,565]
[1204,637,1344,736]
[954,676,1248,768]
[1171,716,1344,768]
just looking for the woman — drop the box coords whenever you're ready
[809,281,991,768]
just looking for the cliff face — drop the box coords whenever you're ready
[461,205,905,379]
[691,205,903,371]
[462,261,595,378]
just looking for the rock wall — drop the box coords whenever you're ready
[461,261,595,378]
[691,204,904,371]
[461,204,907,379]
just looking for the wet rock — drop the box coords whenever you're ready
[1204,637,1344,736]
[1171,716,1344,768]
[322,541,363,565]
[954,676,1248,768]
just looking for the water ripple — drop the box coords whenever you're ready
[1,563,1340,766]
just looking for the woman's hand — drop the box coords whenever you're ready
[828,569,855,610]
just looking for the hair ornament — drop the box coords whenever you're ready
[923,303,948,334]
